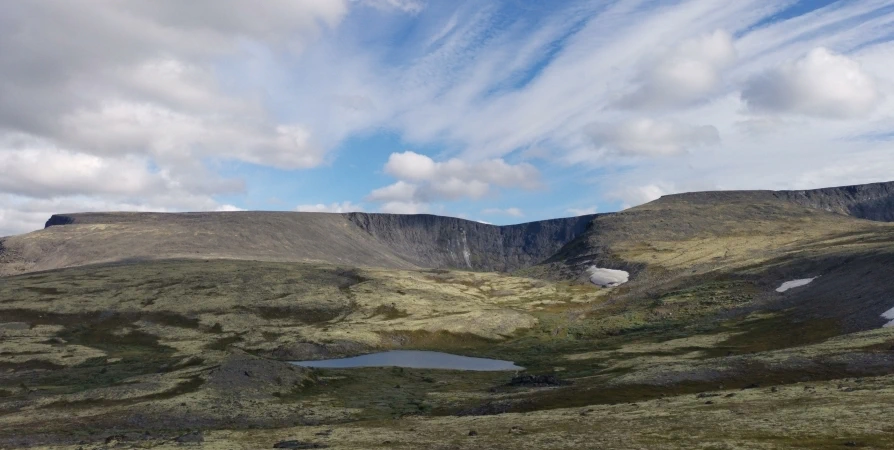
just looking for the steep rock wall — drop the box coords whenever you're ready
[774,181,894,222]
[345,213,597,271]
[26,211,598,274]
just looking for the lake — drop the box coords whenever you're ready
[290,350,524,371]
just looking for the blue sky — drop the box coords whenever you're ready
[1,0,893,235]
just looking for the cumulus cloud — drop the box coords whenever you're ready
[379,201,428,214]
[481,207,524,217]
[609,184,673,210]
[367,181,418,202]
[566,206,598,216]
[295,202,364,213]
[618,30,737,110]
[368,151,541,208]
[215,204,246,212]
[584,119,720,158]
[61,102,327,169]
[3,0,894,234]
[0,0,354,234]
[741,47,881,119]
[0,132,244,200]
[384,152,540,189]
[383,152,437,181]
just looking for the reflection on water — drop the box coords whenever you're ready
[290,350,523,371]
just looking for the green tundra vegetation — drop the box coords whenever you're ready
[2,186,894,449]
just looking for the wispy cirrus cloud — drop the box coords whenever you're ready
[2,0,894,234]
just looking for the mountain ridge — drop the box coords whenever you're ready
[1,211,599,276]
[3,179,894,277]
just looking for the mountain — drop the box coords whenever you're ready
[4,181,894,448]
[774,180,894,222]
[3,180,894,277]
[0,211,597,276]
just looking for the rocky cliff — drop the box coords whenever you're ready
[0,211,598,275]
[774,181,894,222]
[345,213,597,272]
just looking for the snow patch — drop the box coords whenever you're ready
[587,267,629,288]
[775,277,816,293]
[882,306,894,328]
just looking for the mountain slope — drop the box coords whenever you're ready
[774,180,894,222]
[528,190,894,331]
[0,211,597,276]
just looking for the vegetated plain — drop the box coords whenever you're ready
[2,183,894,449]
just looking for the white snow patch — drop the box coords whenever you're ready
[775,277,817,293]
[882,306,894,328]
[587,267,629,288]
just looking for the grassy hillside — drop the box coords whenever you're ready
[3,183,894,448]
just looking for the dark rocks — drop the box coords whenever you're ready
[456,401,513,416]
[696,392,720,399]
[175,431,204,444]
[272,441,328,449]
[775,181,894,222]
[468,430,478,436]
[269,341,369,361]
[507,374,567,387]
[207,351,314,396]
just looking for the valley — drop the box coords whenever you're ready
[1,182,894,449]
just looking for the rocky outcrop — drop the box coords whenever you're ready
[18,211,598,274]
[345,213,597,271]
[774,181,894,222]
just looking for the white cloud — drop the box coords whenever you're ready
[3,0,894,234]
[216,204,246,212]
[618,29,737,110]
[0,132,244,200]
[383,152,540,189]
[583,119,720,158]
[295,201,364,213]
[566,206,598,216]
[482,207,523,217]
[0,0,354,234]
[379,201,428,214]
[367,181,418,202]
[0,146,161,198]
[609,184,673,210]
[742,47,881,119]
[368,151,540,209]
[384,152,437,181]
[356,0,425,14]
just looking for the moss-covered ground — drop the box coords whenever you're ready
[2,258,894,449]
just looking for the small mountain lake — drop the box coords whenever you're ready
[290,350,524,371]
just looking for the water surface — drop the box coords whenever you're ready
[290,350,523,371]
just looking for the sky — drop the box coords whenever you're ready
[1,0,893,236]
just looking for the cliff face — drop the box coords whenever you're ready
[345,213,597,271]
[16,211,598,274]
[774,181,894,222]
